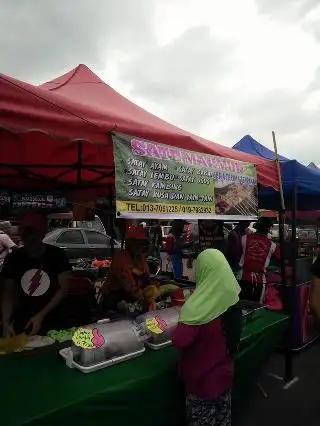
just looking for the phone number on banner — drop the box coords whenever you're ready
[117,201,215,215]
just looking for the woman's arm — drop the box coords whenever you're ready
[172,323,199,349]
[1,234,16,251]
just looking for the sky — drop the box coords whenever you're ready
[1,0,320,164]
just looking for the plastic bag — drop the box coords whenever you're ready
[264,284,283,311]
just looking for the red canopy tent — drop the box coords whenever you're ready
[0,64,279,193]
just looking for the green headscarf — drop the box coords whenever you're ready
[179,249,240,325]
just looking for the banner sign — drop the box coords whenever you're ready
[0,191,66,210]
[113,133,258,220]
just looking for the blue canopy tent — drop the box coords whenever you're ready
[234,135,320,211]
[234,135,289,161]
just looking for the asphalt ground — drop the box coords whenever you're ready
[241,341,320,426]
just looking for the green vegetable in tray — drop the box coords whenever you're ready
[158,284,179,297]
[47,328,76,343]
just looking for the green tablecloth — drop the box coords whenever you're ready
[2,310,288,426]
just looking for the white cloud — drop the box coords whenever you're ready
[115,0,320,163]
[0,0,156,82]
[1,0,320,164]
[255,0,319,22]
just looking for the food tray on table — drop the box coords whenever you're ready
[137,306,180,350]
[59,346,145,373]
[60,319,146,373]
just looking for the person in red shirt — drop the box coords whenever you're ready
[100,226,149,314]
[238,217,280,302]
[172,249,241,426]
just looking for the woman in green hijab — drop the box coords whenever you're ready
[172,249,242,426]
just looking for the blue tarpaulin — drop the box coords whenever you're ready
[234,135,290,161]
[234,135,320,211]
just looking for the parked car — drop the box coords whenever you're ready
[48,213,106,235]
[43,228,120,262]
[73,215,106,235]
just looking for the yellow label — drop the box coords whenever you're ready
[116,200,214,215]
[72,327,105,349]
[146,316,167,335]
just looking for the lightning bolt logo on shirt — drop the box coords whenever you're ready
[21,269,50,297]
[28,269,43,296]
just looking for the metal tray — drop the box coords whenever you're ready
[59,346,145,373]
[145,340,172,350]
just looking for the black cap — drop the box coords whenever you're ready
[255,217,273,232]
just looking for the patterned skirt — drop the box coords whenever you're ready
[186,390,231,426]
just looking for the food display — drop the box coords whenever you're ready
[136,306,181,350]
[0,334,29,354]
[59,320,145,373]
[91,259,112,268]
[215,183,257,216]
[144,282,180,311]
[0,334,55,354]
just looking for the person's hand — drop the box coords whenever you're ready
[25,313,44,335]
[2,322,15,338]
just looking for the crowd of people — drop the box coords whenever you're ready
[1,213,316,425]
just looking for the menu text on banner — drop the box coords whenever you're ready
[113,133,258,220]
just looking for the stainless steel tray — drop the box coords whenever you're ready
[59,346,145,373]
[145,340,172,350]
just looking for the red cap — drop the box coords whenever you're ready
[125,226,148,241]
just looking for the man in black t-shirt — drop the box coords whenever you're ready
[1,212,71,336]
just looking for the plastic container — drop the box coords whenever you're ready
[136,306,180,348]
[69,319,145,368]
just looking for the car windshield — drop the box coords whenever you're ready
[43,229,62,240]
[75,218,105,234]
